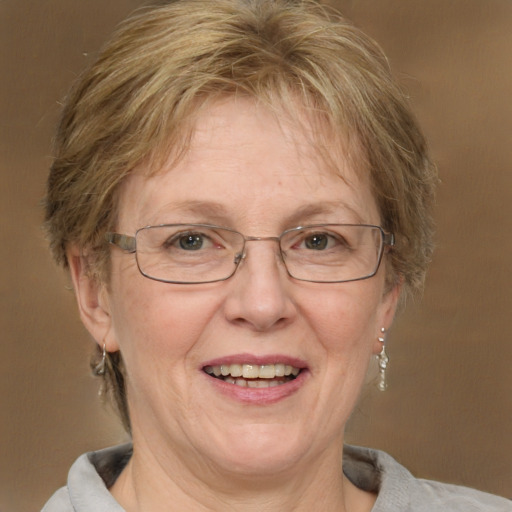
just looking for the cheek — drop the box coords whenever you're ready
[108,281,222,370]
[296,285,384,436]
[302,282,383,354]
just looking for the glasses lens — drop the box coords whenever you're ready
[280,225,384,282]
[132,224,386,284]
[135,225,244,283]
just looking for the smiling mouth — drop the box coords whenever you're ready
[203,363,302,388]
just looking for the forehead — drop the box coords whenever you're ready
[116,97,378,230]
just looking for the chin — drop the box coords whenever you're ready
[204,423,314,477]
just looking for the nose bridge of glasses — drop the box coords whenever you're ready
[233,236,284,265]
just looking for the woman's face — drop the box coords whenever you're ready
[79,97,399,478]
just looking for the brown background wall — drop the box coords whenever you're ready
[1,1,510,511]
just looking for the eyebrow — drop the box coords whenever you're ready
[284,202,366,226]
[143,200,366,227]
[143,200,233,226]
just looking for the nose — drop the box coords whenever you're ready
[223,240,297,332]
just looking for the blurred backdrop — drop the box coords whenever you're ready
[1,1,511,510]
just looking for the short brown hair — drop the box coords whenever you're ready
[45,0,437,431]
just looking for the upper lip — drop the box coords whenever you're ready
[201,353,308,370]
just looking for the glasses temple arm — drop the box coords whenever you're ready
[383,232,395,247]
[105,232,137,252]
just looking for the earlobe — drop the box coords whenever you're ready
[67,246,118,352]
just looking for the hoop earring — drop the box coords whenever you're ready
[377,327,389,391]
[95,343,107,376]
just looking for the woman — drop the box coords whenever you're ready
[42,0,510,510]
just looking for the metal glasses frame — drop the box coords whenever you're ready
[105,223,395,284]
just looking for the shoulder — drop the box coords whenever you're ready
[41,444,132,512]
[41,487,72,512]
[343,445,511,511]
[409,478,512,511]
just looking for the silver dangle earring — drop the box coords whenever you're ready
[377,327,389,391]
[95,343,107,376]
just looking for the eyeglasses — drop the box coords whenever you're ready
[105,223,394,284]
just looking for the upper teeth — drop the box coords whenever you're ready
[204,363,300,379]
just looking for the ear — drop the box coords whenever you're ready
[67,245,119,352]
[372,278,402,355]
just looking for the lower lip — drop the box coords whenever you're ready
[204,371,309,404]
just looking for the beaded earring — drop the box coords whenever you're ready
[95,343,107,376]
[377,327,389,391]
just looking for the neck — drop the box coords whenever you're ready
[109,436,376,512]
